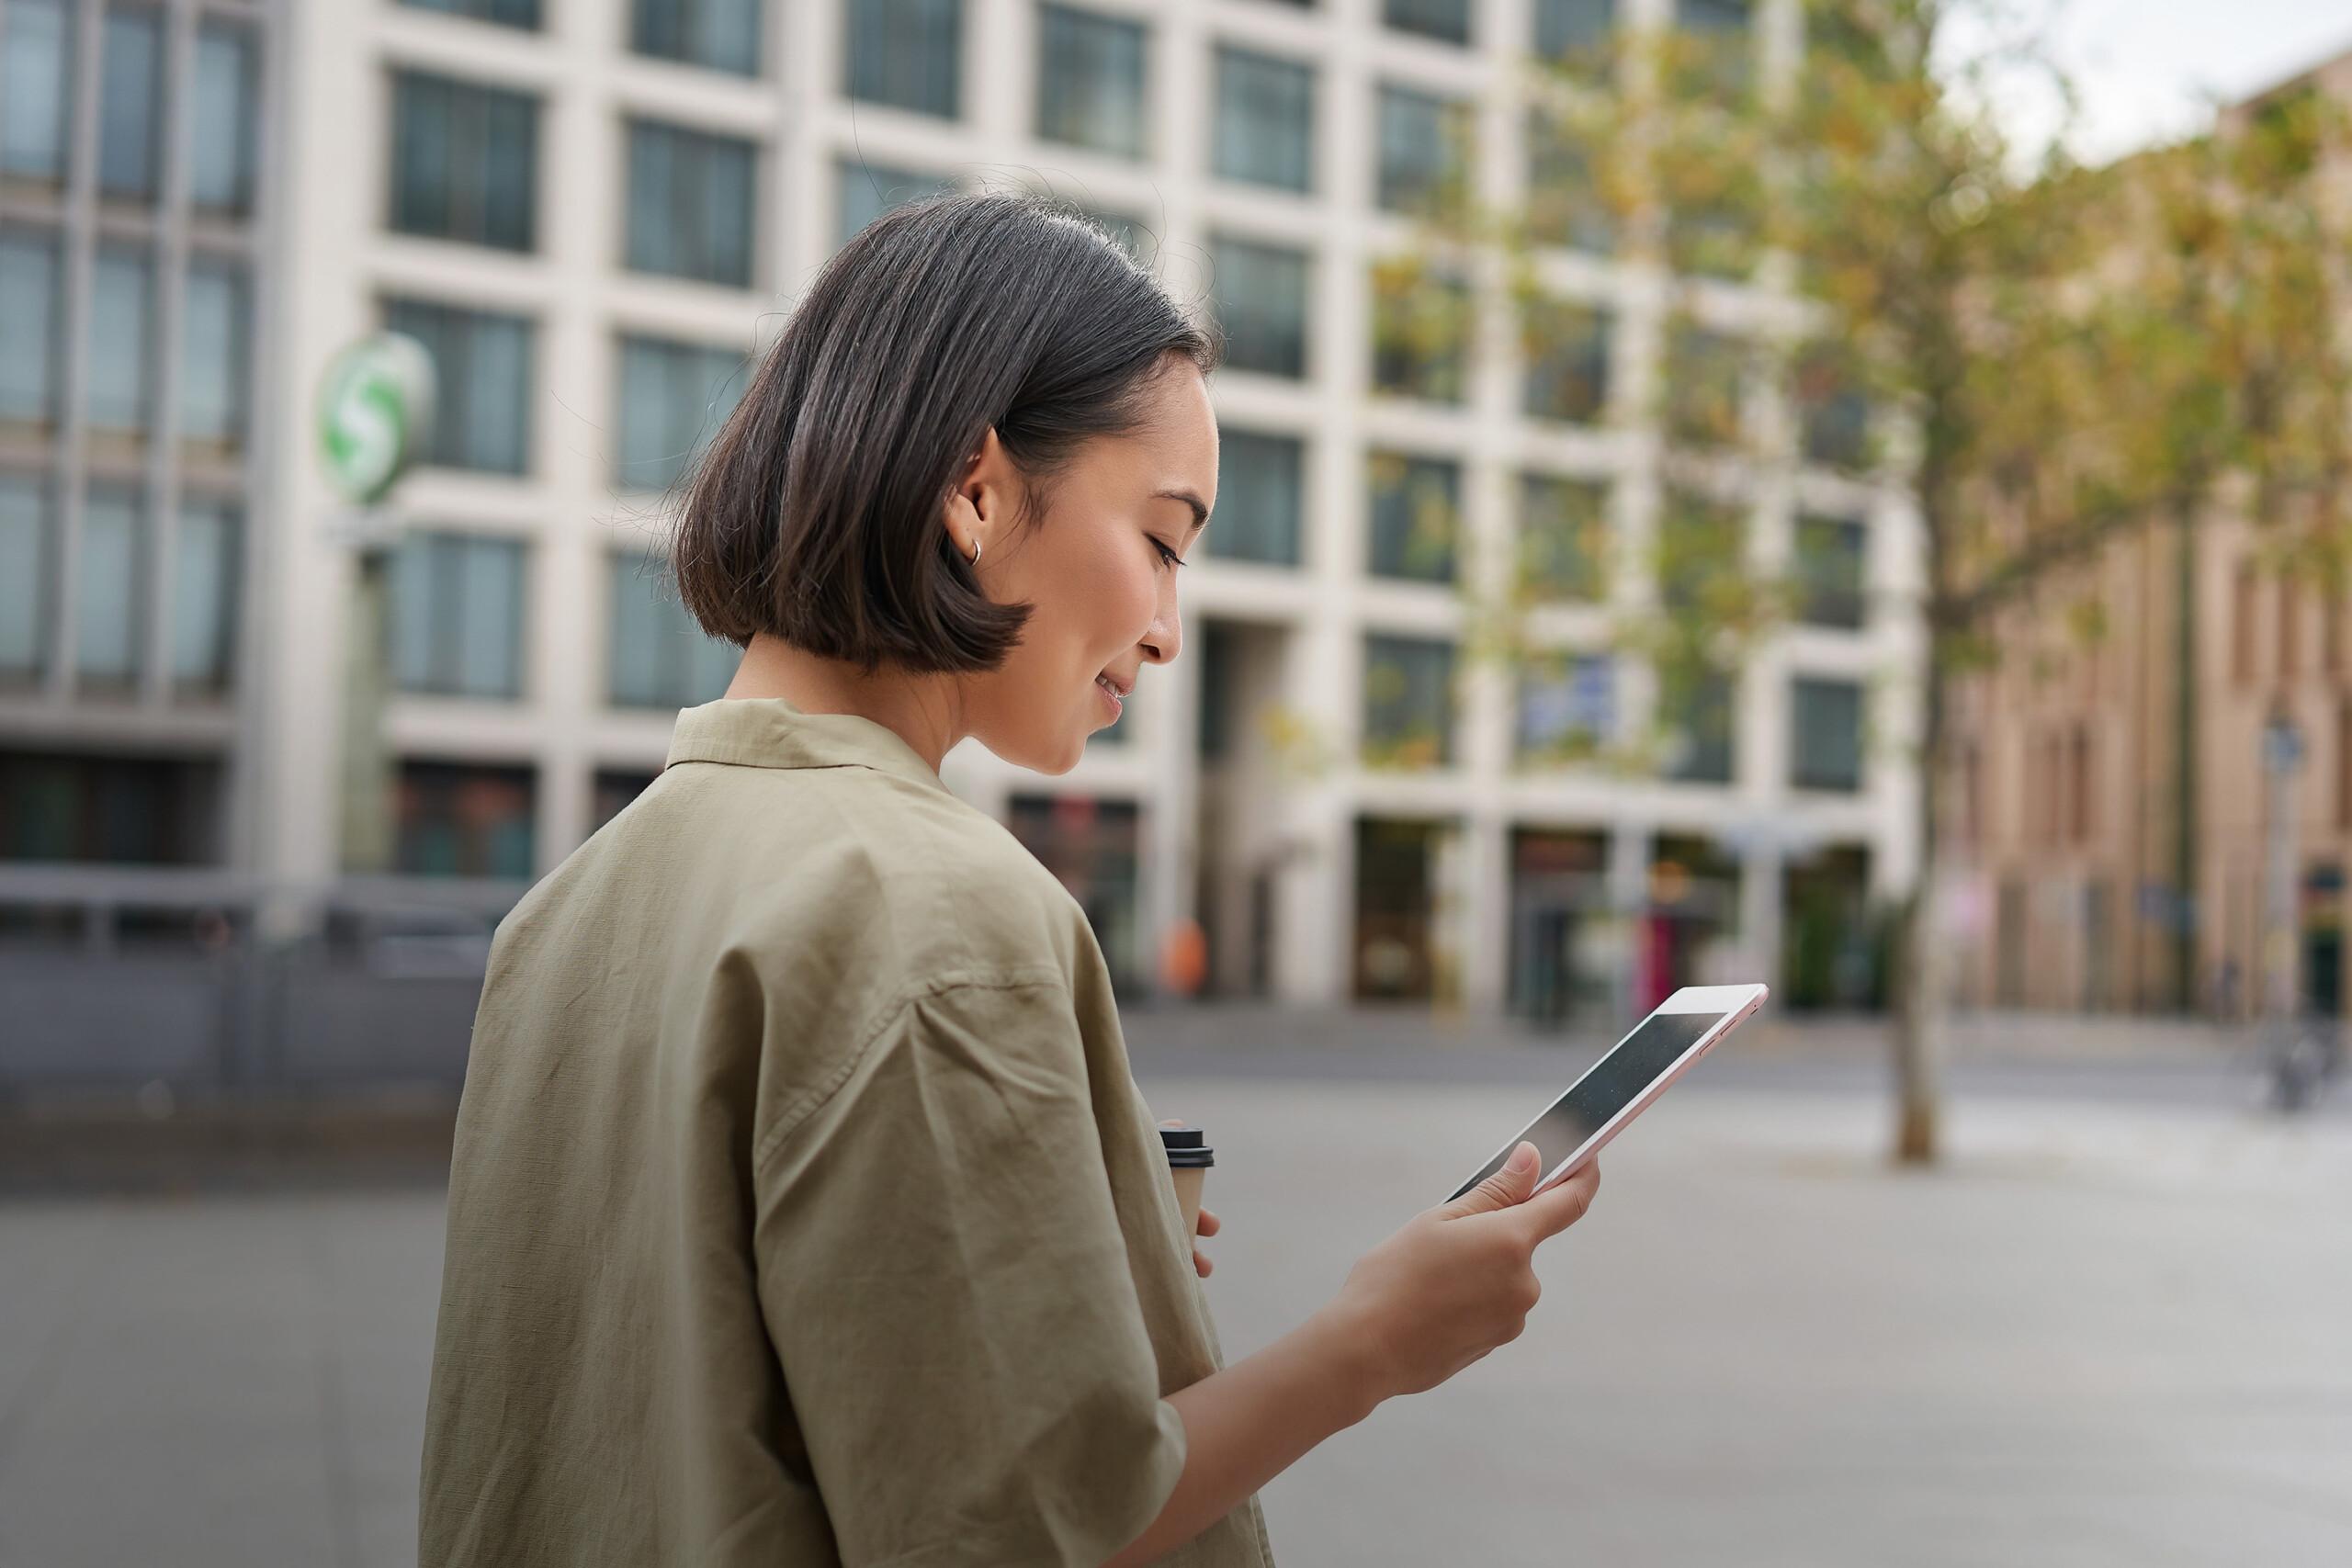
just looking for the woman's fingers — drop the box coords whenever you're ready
[1195,1206,1219,1237]
[1193,1248,1214,1279]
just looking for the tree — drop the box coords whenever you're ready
[1390,0,2352,1162]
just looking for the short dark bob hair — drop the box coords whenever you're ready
[672,191,1221,674]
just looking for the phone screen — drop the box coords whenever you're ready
[1447,1008,1728,1201]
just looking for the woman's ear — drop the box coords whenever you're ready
[949,427,1017,558]
[942,481,983,563]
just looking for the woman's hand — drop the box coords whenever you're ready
[1322,1143,1600,1403]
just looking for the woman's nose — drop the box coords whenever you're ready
[1140,615,1181,665]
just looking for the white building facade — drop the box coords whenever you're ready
[6,0,1922,1028]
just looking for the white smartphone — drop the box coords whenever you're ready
[1446,983,1769,1202]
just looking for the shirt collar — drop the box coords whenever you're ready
[664,698,955,796]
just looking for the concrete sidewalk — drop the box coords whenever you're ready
[2,1076,2346,1567]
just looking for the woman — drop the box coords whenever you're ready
[418,193,1600,1568]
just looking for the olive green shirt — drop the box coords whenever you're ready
[419,698,1277,1567]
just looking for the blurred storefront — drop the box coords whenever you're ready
[1506,826,1612,1029]
[1008,793,1145,998]
[1781,843,1886,1011]
[1351,816,1464,1005]
[1635,834,1741,1013]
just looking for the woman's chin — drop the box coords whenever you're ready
[984,728,1088,777]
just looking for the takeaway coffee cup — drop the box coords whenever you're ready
[1157,1119,1215,1245]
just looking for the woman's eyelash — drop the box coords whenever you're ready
[1154,538,1185,569]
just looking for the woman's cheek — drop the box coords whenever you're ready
[1128,568,1164,635]
[1094,555,1156,643]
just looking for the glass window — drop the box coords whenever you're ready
[1210,235,1309,379]
[844,0,961,119]
[616,334,750,492]
[1525,108,1612,253]
[1793,515,1867,630]
[1196,626,1233,761]
[1792,676,1862,791]
[1004,795,1145,993]
[609,554,739,709]
[390,532,526,699]
[171,500,238,691]
[1795,344,1870,469]
[2,0,73,183]
[389,71,539,252]
[98,6,161,202]
[190,22,259,216]
[0,751,219,863]
[1667,176,1759,280]
[383,298,534,475]
[86,244,153,439]
[401,0,541,26]
[1366,451,1458,584]
[1521,298,1610,424]
[180,259,248,457]
[1384,0,1469,46]
[1516,654,1614,762]
[0,228,59,432]
[1665,323,1745,448]
[1370,260,1469,403]
[837,159,954,247]
[75,489,142,685]
[1661,663,1734,783]
[1658,492,1744,615]
[1363,633,1455,769]
[1518,474,1608,601]
[0,477,45,680]
[1678,0,1749,29]
[394,760,536,879]
[1212,46,1313,194]
[631,0,761,76]
[1036,5,1148,160]
[1534,0,1612,62]
[626,119,756,287]
[1210,430,1305,568]
[592,769,658,831]
[1376,84,1469,215]
[1675,0,1752,96]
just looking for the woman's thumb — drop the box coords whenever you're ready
[1448,1142,1540,1215]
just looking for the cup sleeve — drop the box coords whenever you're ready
[751,971,1186,1566]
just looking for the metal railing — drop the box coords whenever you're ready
[0,868,513,1095]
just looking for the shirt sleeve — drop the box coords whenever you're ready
[751,968,1188,1568]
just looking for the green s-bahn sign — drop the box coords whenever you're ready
[317,333,436,507]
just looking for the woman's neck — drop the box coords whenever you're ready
[722,633,962,773]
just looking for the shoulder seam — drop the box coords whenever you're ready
[750,964,1073,1179]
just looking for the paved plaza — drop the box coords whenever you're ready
[2,1062,2346,1566]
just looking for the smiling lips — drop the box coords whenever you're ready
[1094,671,1130,714]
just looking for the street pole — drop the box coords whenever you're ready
[2258,705,2304,1052]
[316,335,435,882]
[335,525,398,874]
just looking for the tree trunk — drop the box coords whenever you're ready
[1891,653,1948,1165]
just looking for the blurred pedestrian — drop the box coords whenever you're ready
[1159,914,1209,998]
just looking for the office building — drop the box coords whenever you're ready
[6,0,1921,1032]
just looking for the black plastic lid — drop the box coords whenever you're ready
[1159,1125,1216,1168]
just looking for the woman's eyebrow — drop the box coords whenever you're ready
[1155,489,1211,534]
